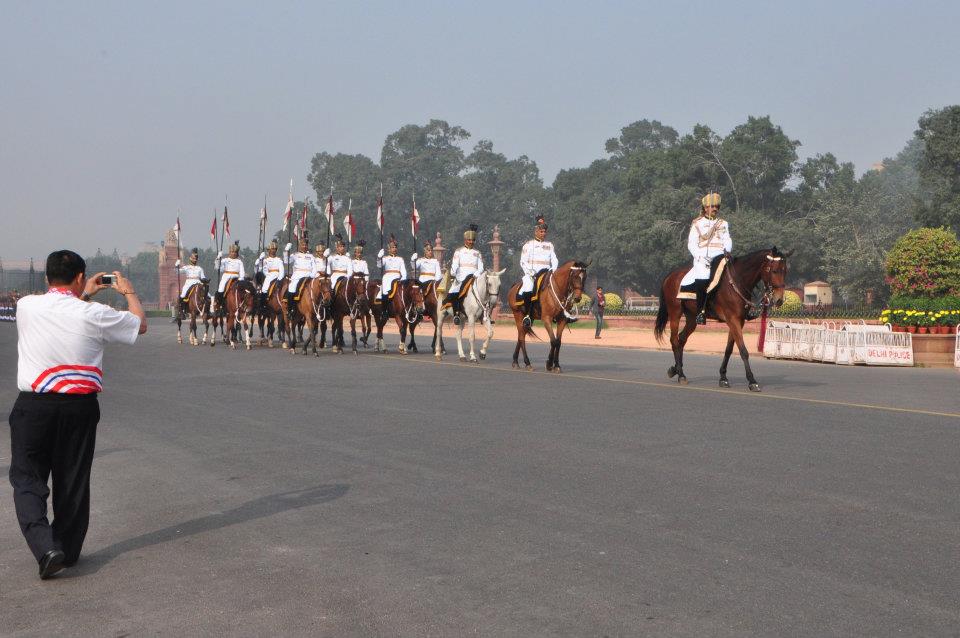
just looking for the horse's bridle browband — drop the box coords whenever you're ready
[725,254,786,311]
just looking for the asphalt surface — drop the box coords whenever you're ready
[1,318,959,636]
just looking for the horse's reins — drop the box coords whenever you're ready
[724,255,784,312]
[468,272,499,323]
[548,267,584,321]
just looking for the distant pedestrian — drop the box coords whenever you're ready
[591,286,605,339]
[8,250,146,579]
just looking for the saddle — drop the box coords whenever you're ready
[266,279,279,298]
[678,255,728,300]
[442,274,475,308]
[182,282,200,303]
[334,278,347,297]
[386,279,401,300]
[530,269,549,302]
[292,277,309,302]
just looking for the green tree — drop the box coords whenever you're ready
[914,105,960,232]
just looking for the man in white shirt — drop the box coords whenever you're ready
[327,235,353,297]
[679,192,733,324]
[174,250,205,318]
[351,241,370,278]
[518,216,559,327]
[445,225,484,325]
[213,243,245,314]
[253,241,285,310]
[9,250,146,579]
[284,235,317,313]
[410,241,442,289]
[376,236,407,320]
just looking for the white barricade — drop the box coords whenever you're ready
[955,326,960,368]
[765,320,913,366]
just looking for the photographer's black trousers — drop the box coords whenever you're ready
[8,392,99,564]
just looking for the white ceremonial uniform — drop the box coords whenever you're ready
[254,255,285,293]
[327,254,353,290]
[377,254,407,298]
[351,258,370,277]
[412,256,442,284]
[449,247,483,294]
[519,239,559,294]
[15,289,141,393]
[176,263,206,298]
[286,251,317,293]
[214,256,245,293]
[680,215,732,286]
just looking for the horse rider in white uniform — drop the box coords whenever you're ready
[518,215,559,327]
[213,243,245,313]
[284,235,318,314]
[679,192,732,324]
[174,249,205,317]
[254,241,285,310]
[445,224,484,325]
[376,235,407,320]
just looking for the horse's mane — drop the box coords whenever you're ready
[731,246,781,265]
[559,259,589,270]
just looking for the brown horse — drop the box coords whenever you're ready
[654,247,789,391]
[328,274,369,354]
[212,278,257,350]
[256,276,288,348]
[176,280,211,346]
[407,279,445,355]
[507,260,589,372]
[283,276,333,356]
[368,279,425,354]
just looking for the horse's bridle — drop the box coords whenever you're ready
[548,266,585,321]
[401,282,424,324]
[468,271,501,322]
[347,275,367,319]
[725,254,786,312]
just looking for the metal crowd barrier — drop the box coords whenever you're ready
[763,320,913,366]
[0,305,16,322]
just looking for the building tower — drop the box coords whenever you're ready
[157,228,182,310]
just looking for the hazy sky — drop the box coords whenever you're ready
[2,0,958,262]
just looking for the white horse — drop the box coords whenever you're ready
[435,269,505,362]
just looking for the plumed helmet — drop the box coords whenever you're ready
[701,192,721,209]
[189,249,199,261]
[335,233,345,246]
[314,244,325,255]
[354,240,365,253]
[388,234,398,247]
[228,242,239,255]
[463,224,478,241]
[535,215,548,231]
[268,241,278,251]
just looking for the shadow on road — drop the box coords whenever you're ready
[66,484,350,576]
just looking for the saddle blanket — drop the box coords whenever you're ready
[677,256,727,300]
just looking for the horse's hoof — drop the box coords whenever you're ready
[554,367,562,374]
[459,356,466,362]
[719,379,730,388]
[469,357,477,363]
[479,352,486,360]
[353,350,359,356]
[525,364,533,372]
[512,361,519,369]
[268,342,274,348]
[678,376,688,385]
[231,344,237,350]
[749,383,761,392]
[435,355,442,361]
[281,342,288,349]
[667,366,677,379]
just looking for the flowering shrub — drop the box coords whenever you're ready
[879,308,960,327]
[885,227,960,296]
[603,292,624,311]
[780,290,802,314]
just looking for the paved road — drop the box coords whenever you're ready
[1,319,959,636]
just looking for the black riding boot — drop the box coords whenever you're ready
[452,297,463,325]
[178,298,188,318]
[380,298,390,321]
[215,292,225,316]
[521,293,533,327]
[695,287,707,325]
[285,291,295,318]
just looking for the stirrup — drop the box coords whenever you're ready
[522,315,531,327]
[696,311,707,325]
[453,312,461,325]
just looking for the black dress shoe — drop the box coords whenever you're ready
[39,549,65,580]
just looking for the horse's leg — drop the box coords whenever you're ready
[719,331,736,388]
[408,322,418,353]
[456,315,466,361]
[397,315,408,355]
[666,304,683,381]
[467,313,478,363]
[350,316,358,354]
[543,316,559,372]
[729,320,760,391]
[434,311,444,359]
[553,320,566,373]
[176,314,183,344]
[479,312,493,361]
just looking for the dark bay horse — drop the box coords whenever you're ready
[283,276,333,356]
[329,274,369,354]
[256,276,288,348]
[506,260,588,372]
[213,278,257,350]
[654,247,789,391]
[176,280,210,346]
[407,279,445,355]
[368,279,425,354]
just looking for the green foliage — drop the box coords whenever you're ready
[885,227,960,296]
[780,290,801,313]
[914,106,960,233]
[603,292,623,311]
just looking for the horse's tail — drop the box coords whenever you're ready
[654,281,668,344]
[524,324,543,341]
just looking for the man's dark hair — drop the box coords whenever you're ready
[46,250,86,285]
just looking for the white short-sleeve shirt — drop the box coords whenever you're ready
[15,288,141,393]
